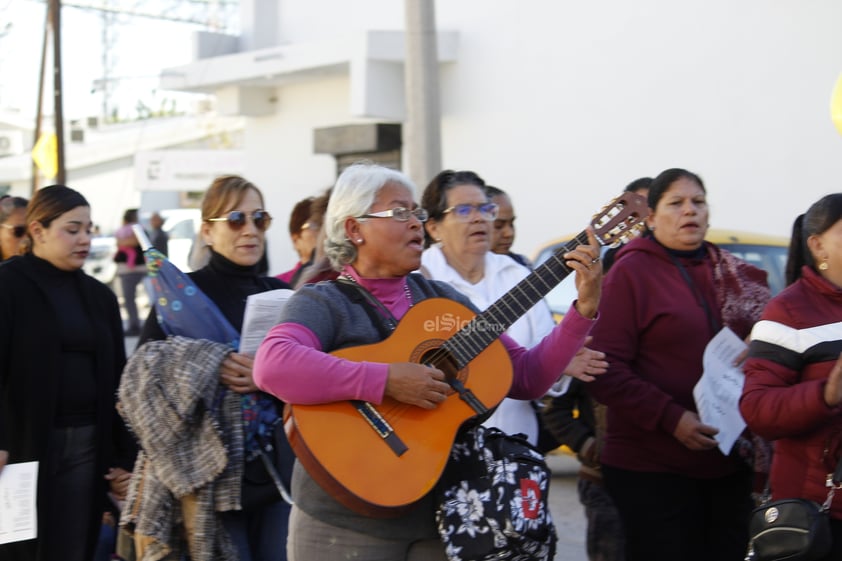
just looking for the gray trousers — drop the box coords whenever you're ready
[287,506,447,561]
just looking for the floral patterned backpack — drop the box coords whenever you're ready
[435,424,557,561]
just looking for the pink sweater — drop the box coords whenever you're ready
[253,268,595,405]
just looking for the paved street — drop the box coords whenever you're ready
[548,453,589,561]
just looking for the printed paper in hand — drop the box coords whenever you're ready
[693,327,748,455]
[240,288,295,355]
[0,461,39,544]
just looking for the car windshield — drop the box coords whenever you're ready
[535,240,789,317]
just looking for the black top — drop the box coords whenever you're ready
[0,252,134,560]
[29,256,98,426]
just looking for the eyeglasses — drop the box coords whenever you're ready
[442,202,499,221]
[207,209,273,231]
[0,224,26,238]
[356,207,429,223]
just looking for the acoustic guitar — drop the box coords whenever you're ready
[285,191,649,517]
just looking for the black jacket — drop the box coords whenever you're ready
[0,253,136,561]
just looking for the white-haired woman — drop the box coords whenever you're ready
[253,162,603,561]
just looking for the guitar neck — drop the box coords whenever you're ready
[442,230,589,369]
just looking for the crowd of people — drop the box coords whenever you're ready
[0,164,840,561]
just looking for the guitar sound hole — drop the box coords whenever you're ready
[417,347,467,393]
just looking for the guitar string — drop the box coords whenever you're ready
[376,212,638,419]
[322,204,641,446]
[421,196,641,366]
[354,212,630,393]
[447,199,645,363]
[418,215,640,404]
[424,231,588,370]
[433,232,586,367]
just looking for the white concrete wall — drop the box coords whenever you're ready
[276,1,405,43]
[238,0,842,274]
[69,163,142,234]
[243,75,367,274]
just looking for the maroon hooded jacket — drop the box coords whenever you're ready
[588,235,766,478]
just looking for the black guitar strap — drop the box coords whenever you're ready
[332,278,411,457]
[334,278,397,338]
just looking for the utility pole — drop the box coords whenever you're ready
[50,0,66,185]
[404,0,441,186]
[32,8,49,195]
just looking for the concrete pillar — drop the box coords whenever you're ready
[404,0,442,188]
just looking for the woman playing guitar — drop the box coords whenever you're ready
[253,162,603,561]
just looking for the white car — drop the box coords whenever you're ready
[157,208,202,272]
[84,235,118,287]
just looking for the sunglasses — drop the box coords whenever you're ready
[442,202,499,222]
[207,209,272,231]
[0,224,26,238]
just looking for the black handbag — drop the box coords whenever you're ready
[746,456,842,561]
[748,499,832,561]
[241,422,295,510]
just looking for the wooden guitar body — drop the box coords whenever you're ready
[286,297,511,517]
[284,190,649,517]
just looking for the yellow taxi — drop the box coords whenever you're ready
[532,228,790,321]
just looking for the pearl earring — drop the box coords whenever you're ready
[819,261,829,271]
[356,239,363,244]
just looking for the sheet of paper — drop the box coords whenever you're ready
[240,288,295,355]
[0,461,39,545]
[693,327,748,456]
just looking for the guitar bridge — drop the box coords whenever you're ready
[352,400,409,457]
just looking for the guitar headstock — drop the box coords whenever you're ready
[590,191,650,247]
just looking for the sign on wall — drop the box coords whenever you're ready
[134,150,245,191]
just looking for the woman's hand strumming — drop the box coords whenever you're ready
[386,363,451,410]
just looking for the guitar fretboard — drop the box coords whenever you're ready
[441,231,589,369]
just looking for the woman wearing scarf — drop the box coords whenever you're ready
[587,168,771,561]
[124,175,292,561]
